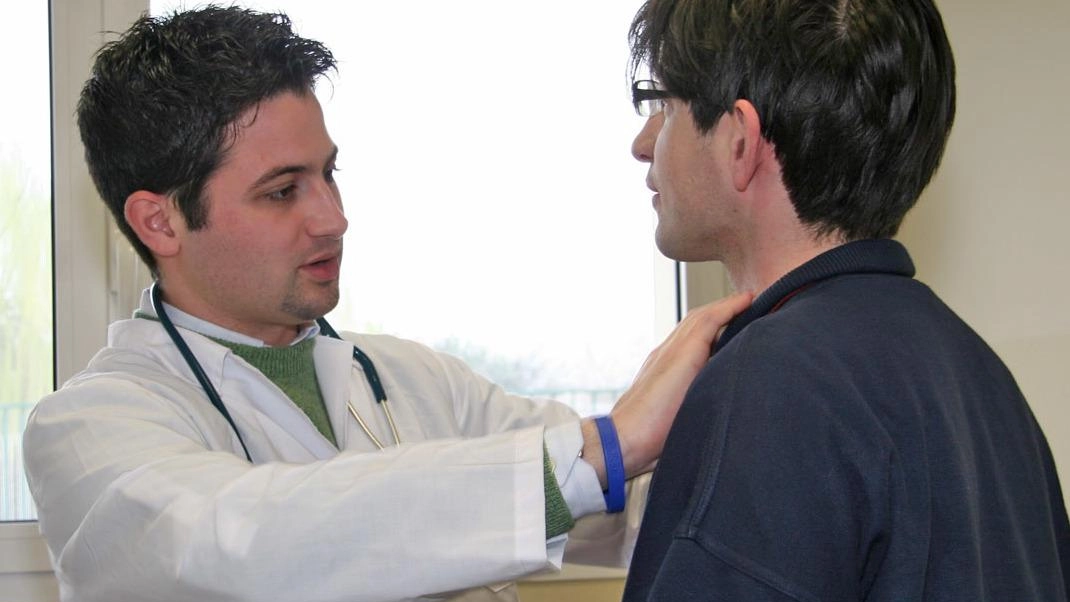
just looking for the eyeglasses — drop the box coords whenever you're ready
[632,79,672,117]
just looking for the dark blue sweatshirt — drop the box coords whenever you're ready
[624,239,1070,601]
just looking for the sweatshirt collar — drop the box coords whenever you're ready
[715,239,915,351]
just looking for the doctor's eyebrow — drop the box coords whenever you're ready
[250,145,339,190]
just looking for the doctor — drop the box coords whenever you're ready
[22,6,749,602]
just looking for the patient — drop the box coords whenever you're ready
[621,0,1070,599]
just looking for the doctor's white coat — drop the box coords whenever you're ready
[23,308,646,602]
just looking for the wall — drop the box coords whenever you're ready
[896,0,1070,502]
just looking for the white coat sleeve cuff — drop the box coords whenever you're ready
[544,421,606,519]
[546,532,568,569]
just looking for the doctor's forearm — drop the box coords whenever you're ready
[580,418,607,489]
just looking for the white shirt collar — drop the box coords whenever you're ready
[137,287,320,347]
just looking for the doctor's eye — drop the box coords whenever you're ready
[324,165,341,184]
[266,184,298,202]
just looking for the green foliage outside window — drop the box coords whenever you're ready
[1,153,52,404]
[1,151,52,521]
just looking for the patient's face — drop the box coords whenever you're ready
[632,99,737,263]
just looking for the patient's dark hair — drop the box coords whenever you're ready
[629,0,956,240]
[77,5,336,272]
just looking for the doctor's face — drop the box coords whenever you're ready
[170,91,347,345]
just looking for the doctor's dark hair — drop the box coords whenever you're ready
[629,0,956,240]
[77,5,336,272]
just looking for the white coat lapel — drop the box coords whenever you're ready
[214,343,339,462]
[313,334,359,451]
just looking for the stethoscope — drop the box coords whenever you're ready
[150,281,401,462]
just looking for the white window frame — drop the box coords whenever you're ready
[0,0,143,596]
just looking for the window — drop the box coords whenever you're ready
[0,0,52,523]
[153,0,679,411]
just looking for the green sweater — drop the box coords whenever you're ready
[214,337,337,446]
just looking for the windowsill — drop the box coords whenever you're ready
[0,522,52,574]
[522,563,626,582]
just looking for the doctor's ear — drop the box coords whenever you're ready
[124,190,183,259]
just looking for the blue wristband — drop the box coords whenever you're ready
[594,415,625,513]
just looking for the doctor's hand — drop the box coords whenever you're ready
[581,292,752,487]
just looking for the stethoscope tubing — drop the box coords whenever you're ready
[151,281,254,461]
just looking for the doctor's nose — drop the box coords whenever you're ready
[631,113,662,164]
[307,184,348,239]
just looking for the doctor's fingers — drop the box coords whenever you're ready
[643,291,753,375]
[609,292,752,476]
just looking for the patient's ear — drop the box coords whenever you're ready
[728,99,765,192]
[124,191,182,259]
